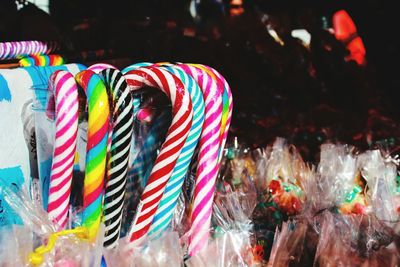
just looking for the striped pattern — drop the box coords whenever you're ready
[47,71,79,229]
[124,66,193,249]
[121,62,153,117]
[88,63,117,74]
[148,64,205,239]
[100,69,134,248]
[121,62,153,75]
[198,65,233,162]
[75,70,110,240]
[19,55,64,67]
[0,41,59,60]
[177,64,223,256]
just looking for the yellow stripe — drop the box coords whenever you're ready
[85,158,106,188]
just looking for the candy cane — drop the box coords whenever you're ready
[192,65,233,162]
[121,62,153,74]
[124,66,193,249]
[148,64,205,238]
[46,71,79,229]
[19,55,64,67]
[0,41,59,60]
[88,63,117,74]
[75,70,110,239]
[99,69,134,248]
[177,64,223,256]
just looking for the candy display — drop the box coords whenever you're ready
[1,2,399,264]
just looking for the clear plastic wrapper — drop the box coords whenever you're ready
[358,150,399,223]
[32,86,55,210]
[267,220,309,267]
[121,89,172,238]
[103,231,183,267]
[185,182,258,266]
[317,143,361,214]
[0,176,104,267]
[313,208,399,267]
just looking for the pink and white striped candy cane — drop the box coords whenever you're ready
[199,65,233,162]
[46,71,79,228]
[88,63,117,74]
[124,66,193,249]
[177,64,223,256]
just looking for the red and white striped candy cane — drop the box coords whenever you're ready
[124,66,193,249]
[47,71,79,228]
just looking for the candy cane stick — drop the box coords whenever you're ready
[191,65,233,162]
[99,69,134,248]
[122,62,154,117]
[148,64,205,238]
[177,64,223,256]
[121,62,153,74]
[0,41,58,60]
[124,66,193,249]
[88,63,117,74]
[46,71,79,229]
[75,70,110,239]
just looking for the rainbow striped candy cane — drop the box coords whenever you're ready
[177,64,223,256]
[75,70,110,239]
[19,55,65,67]
[47,71,79,229]
[148,63,205,239]
[124,66,193,249]
[99,69,134,248]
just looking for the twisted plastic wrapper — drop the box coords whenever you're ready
[185,180,257,266]
[317,144,360,213]
[267,220,309,267]
[314,211,399,267]
[358,150,399,223]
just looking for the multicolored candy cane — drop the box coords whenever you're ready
[19,55,64,67]
[177,64,223,256]
[124,66,193,249]
[148,64,205,238]
[47,71,79,229]
[99,69,134,248]
[75,70,110,239]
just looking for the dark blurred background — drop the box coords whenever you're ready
[1,0,399,161]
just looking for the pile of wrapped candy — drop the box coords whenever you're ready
[216,137,400,266]
[1,48,399,267]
